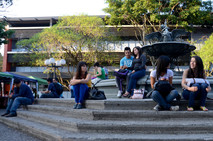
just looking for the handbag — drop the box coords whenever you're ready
[154,80,174,97]
[89,87,106,100]
[113,69,129,79]
[132,88,144,99]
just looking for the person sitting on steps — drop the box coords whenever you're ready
[70,61,92,109]
[181,56,211,111]
[151,55,179,111]
[1,79,34,117]
[116,47,134,98]
[123,46,146,98]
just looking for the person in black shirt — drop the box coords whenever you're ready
[40,78,59,98]
[1,79,34,117]
[123,46,146,98]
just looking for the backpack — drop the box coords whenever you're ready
[53,83,63,95]
[154,80,174,97]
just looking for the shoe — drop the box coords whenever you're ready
[170,106,179,111]
[123,92,130,98]
[153,104,162,111]
[200,106,208,111]
[5,113,17,117]
[187,107,194,111]
[73,103,78,109]
[76,104,83,109]
[1,112,10,116]
[117,91,122,98]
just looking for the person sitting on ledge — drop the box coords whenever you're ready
[40,78,59,98]
[181,56,211,111]
[123,46,146,98]
[151,55,179,111]
[1,79,34,117]
[70,61,92,109]
[92,62,105,85]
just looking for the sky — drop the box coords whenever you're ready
[0,0,109,55]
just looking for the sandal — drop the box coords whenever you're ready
[187,107,194,111]
[123,92,130,97]
[200,106,208,111]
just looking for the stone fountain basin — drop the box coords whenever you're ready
[141,42,196,58]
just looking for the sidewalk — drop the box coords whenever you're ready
[0,109,42,141]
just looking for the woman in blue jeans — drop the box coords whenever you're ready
[70,61,92,109]
[151,56,179,111]
[123,46,146,98]
[181,56,211,111]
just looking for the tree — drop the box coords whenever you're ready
[0,21,14,45]
[104,0,213,45]
[16,15,116,86]
[196,34,213,76]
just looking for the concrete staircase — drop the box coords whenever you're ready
[1,98,213,141]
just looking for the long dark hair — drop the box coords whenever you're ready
[132,46,142,58]
[75,61,88,79]
[187,56,205,78]
[156,55,170,80]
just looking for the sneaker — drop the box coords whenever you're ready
[187,107,194,111]
[117,91,122,98]
[153,104,162,111]
[1,112,10,116]
[170,106,179,111]
[76,104,83,109]
[73,103,78,109]
[5,113,17,117]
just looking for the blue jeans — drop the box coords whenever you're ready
[73,84,89,104]
[127,69,146,95]
[182,83,208,107]
[6,97,33,115]
[152,90,179,110]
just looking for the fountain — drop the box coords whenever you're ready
[141,20,196,68]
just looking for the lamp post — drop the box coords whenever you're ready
[44,58,66,79]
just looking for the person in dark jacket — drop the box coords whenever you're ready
[1,79,34,117]
[40,78,59,98]
[123,46,146,98]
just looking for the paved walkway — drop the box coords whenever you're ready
[0,109,42,141]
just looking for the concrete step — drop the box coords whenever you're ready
[35,98,213,110]
[27,105,213,121]
[1,114,213,141]
[16,110,213,134]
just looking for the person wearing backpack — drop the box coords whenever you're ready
[150,55,179,111]
[70,61,92,109]
[115,47,134,98]
[40,78,59,98]
[53,78,64,98]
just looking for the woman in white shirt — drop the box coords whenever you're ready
[150,55,179,111]
[181,56,211,111]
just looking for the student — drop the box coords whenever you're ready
[92,62,105,85]
[53,78,64,98]
[116,47,134,98]
[151,55,179,111]
[123,46,146,98]
[181,56,211,111]
[1,79,34,117]
[40,78,59,98]
[70,61,92,109]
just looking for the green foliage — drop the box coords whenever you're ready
[196,34,213,76]
[104,0,213,44]
[16,15,116,73]
[0,22,14,45]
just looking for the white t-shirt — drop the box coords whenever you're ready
[150,69,173,81]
